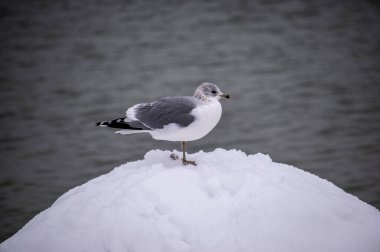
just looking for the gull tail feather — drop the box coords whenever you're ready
[115,129,150,135]
[95,117,151,134]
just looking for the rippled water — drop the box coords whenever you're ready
[1,0,379,241]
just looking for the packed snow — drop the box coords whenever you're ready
[1,149,379,252]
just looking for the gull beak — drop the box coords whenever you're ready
[220,93,231,99]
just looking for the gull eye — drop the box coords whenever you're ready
[211,90,217,94]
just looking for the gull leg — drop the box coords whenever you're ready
[182,141,186,161]
[181,141,196,166]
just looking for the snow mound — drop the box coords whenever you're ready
[1,149,380,252]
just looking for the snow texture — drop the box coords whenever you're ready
[1,149,379,252]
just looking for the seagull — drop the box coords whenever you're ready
[96,83,230,165]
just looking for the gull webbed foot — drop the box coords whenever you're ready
[170,153,179,160]
[182,159,197,166]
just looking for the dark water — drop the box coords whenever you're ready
[1,0,379,242]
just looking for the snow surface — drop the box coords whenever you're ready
[1,149,380,252]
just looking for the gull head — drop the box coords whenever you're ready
[194,83,230,103]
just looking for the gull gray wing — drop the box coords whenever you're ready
[128,96,197,129]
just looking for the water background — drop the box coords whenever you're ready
[1,0,379,242]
